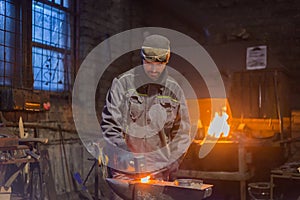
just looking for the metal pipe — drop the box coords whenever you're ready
[273,70,284,139]
[4,122,77,133]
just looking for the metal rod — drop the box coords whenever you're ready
[83,160,96,186]
[95,159,99,200]
[273,70,284,140]
[58,124,73,192]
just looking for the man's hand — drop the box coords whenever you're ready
[117,154,146,173]
[117,153,135,171]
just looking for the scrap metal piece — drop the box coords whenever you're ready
[24,149,40,160]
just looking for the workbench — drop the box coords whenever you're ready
[0,144,38,198]
[270,168,300,200]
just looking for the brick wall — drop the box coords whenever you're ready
[2,0,299,198]
[54,0,300,197]
[78,0,300,111]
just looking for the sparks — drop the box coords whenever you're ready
[140,176,150,183]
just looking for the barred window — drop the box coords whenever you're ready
[0,0,75,92]
[32,0,73,92]
[0,0,21,86]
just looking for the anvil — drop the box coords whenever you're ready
[106,178,213,200]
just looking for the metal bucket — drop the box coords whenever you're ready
[248,182,271,200]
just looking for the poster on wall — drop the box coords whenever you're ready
[246,45,267,70]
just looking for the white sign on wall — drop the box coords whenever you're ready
[246,45,267,70]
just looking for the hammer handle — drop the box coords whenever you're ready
[19,138,48,144]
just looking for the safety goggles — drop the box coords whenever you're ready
[141,47,170,63]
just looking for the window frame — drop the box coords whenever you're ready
[0,0,23,87]
[0,0,78,94]
[31,0,75,93]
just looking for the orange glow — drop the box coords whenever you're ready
[207,106,230,138]
[140,176,150,183]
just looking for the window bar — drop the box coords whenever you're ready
[3,0,7,87]
[14,1,22,88]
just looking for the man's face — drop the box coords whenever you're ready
[143,60,167,80]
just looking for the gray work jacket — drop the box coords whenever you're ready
[101,66,191,172]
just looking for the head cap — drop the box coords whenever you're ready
[141,35,170,63]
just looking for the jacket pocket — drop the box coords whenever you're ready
[159,98,179,123]
[129,95,144,122]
